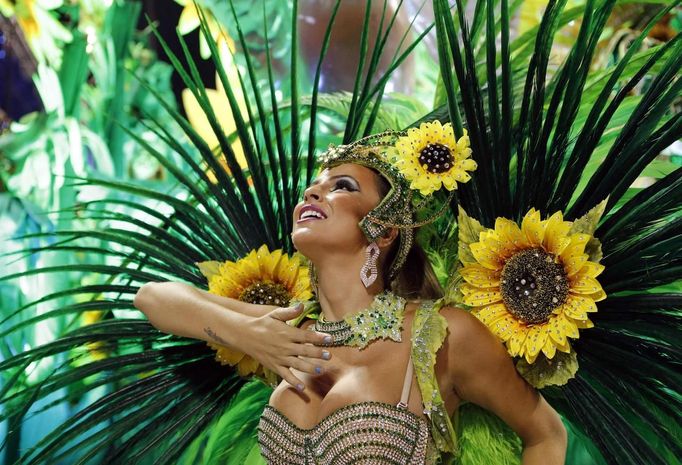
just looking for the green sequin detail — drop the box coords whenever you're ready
[411,298,459,456]
[307,291,406,349]
[293,295,458,457]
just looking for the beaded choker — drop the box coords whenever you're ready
[313,291,406,349]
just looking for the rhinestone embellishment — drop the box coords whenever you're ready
[313,291,406,348]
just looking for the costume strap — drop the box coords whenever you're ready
[410,298,459,455]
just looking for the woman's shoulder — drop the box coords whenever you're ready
[440,304,484,330]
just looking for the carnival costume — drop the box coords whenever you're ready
[1,0,680,464]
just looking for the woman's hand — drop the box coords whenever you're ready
[238,303,332,391]
[135,282,331,390]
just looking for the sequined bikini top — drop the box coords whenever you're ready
[257,354,440,464]
[258,298,458,464]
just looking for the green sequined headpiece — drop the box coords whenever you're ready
[318,123,476,284]
[319,131,414,282]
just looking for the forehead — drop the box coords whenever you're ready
[314,163,378,184]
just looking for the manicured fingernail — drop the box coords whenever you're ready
[315,366,322,374]
[323,335,332,344]
[296,383,304,391]
[322,350,330,360]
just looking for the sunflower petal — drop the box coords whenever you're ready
[460,264,501,288]
[560,295,593,320]
[541,338,557,359]
[509,326,529,357]
[574,318,594,329]
[490,315,517,342]
[458,158,477,171]
[560,233,591,275]
[561,316,580,339]
[525,348,541,364]
[442,174,459,190]
[211,344,246,365]
[524,325,548,361]
[587,288,607,302]
[462,288,503,306]
[440,121,455,144]
[456,130,470,152]
[452,168,472,183]
[473,303,508,325]
[236,355,260,376]
[543,211,572,256]
[494,217,528,253]
[555,339,572,353]
[547,315,568,346]
[570,274,604,295]
[575,261,605,278]
[469,242,503,270]
[522,208,546,246]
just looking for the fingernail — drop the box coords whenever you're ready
[296,383,304,391]
[322,350,330,360]
[315,366,322,374]
[323,335,332,344]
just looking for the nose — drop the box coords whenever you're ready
[303,184,322,202]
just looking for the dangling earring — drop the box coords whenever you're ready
[360,242,380,288]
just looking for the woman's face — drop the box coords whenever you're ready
[291,163,382,258]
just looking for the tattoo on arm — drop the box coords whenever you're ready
[204,327,229,346]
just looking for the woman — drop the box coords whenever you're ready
[134,133,567,464]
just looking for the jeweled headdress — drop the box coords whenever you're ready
[318,122,476,282]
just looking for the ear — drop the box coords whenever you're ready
[376,227,399,249]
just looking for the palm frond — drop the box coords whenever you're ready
[434,0,682,462]
[0,2,429,463]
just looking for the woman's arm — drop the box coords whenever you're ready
[133,281,332,390]
[442,307,567,465]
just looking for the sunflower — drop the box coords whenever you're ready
[195,245,312,382]
[393,120,477,196]
[459,208,606,364]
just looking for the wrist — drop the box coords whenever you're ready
[203,302,253,352]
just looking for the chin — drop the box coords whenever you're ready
[291,223,362,261]
[290,227,320,259]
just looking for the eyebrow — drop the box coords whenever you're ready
[310,174,360,188]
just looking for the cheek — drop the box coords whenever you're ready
[292,201,304,220]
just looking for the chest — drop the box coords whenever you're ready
[269,334,416,424]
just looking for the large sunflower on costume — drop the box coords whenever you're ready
[196,245,312,382]
[393,120,477,195]
[460,208,606,365]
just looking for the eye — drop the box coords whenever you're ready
[332,178,358,192]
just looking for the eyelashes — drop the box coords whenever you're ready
[332,179,358,191]
[303,176,360,198]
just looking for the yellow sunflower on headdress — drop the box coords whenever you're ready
[393,120,477,196]
[196,245,312,382]
[459,208,606,365]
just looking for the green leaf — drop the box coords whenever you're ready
[456,205,487,262]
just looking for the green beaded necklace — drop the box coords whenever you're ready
[312,291,406,349]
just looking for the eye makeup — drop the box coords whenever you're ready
[332,177,359,191]
[310,175,360,192]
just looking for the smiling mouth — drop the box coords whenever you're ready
[298,206,327,223]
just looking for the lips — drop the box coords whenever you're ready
[298,204,328,223]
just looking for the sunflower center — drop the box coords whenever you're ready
[419,143,454,174]
[239,281,291,306]
[500,247,569,324]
